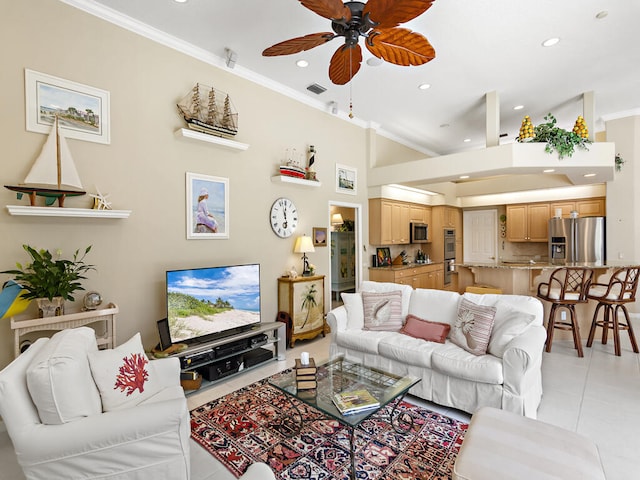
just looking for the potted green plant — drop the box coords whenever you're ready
[517,113,591,159]
[1,245,95,317]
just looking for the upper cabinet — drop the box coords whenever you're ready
[550,197,606,218]
[369,199,430,245]
[506,203,550,242]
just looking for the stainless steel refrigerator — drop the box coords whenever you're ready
[549,216,606,264]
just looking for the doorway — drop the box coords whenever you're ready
[328,202,362,310]
[463,209,498,263]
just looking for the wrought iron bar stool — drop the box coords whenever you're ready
[586,266,640,356]
[536,267,594,357]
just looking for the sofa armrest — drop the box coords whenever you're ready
[502,325,546,395]
[240,463,276,480]
[326,305,348,333]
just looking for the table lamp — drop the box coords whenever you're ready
[331,213,344,231]
[294,235,315,276]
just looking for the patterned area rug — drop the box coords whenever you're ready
[190,376,467,479]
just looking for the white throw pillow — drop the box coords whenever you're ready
[26,327,102,425]
[450,297,497,356]
[362,290,404,331]
[488,303,536,357]
[88,333,161,412]
[341,292,364,330]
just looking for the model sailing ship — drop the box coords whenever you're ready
[5,116,86,207]
[177,83,238,138]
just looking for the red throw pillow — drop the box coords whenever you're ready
[400,314,451,343]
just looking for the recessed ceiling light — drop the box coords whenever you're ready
[296,60,309,68]
[542,37,560,47]
[174,0,188,3]
[595,11,608,19]
[584,173,597,178]
[418,83,431,90]
[366,57,383,67]
[513,105,524,110]
[463,138,471,143]
[543,169,555,173]
[459,175,470,179]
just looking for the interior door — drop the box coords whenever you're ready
[463,210,498,263]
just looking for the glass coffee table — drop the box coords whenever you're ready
[268,356,420,479]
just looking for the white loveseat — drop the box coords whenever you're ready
[327,281,547,418]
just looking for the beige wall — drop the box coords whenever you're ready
[0,0,422,368]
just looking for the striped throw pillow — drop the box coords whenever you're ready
[362,290,404,331]
[450,297,497,355]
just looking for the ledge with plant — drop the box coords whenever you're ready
[516,113,592,159]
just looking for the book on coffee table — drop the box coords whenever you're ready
[332,389,380,415]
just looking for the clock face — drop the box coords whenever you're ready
[270,197,298,238]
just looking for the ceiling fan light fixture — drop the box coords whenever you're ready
[542,37,560,47]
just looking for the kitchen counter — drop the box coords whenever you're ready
[369,261,443,271]
[457,261,639,270]
[368,262,447,290]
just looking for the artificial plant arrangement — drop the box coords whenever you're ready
[1,245,95,302]
[516,113,591,159]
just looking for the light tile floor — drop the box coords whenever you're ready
[1,333,638,479]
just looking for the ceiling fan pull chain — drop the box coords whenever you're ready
[349,48,354,119]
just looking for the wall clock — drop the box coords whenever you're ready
[270,197,298,238]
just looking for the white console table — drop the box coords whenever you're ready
[11,303,118,357]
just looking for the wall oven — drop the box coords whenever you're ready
[444,229,456,285]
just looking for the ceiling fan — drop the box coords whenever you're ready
[262,0,436,85]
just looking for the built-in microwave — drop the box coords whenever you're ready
[410,222,429,243]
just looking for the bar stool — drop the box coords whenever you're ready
[536,267,594,357]
[586,266,640,356]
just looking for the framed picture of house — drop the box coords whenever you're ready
[24,69,110,145]
[312,227,327,247]
[186,172,229,240]
[336,163,357,195]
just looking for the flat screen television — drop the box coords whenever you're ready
[165,263,261,345]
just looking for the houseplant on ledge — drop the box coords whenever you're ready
[1,245,94,317]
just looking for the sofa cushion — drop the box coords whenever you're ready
[488,304,537,357]
[341,292,364,330]
[378,333,443,368]
[361,281,413,319]
[408,288,461,326]
[335,330,394,354]
[362,290,404,331]
[26,327,102,425]
[431,343,504,384]
[450,297,496,356]
[400,314,450,343]
[88,333,162,412]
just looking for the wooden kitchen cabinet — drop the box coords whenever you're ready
[368,263,444,290]
[506,203,549,242]
[550,197,606,218]
[429,206,462,262]
[369,198,411,245]
[409,204,430,223]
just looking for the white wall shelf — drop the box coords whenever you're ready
[271,175,322,188]
[6,205,131,218]
[174,128,249,151]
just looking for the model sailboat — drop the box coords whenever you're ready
[5,116,86,207]
[177,83,238,138]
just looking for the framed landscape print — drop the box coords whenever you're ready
[313,227,327,247]
[336,163,357,195]
[186,172,229,239]
[25,69,110,144]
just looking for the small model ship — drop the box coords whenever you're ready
[5,116,86,207]
[177,83,238,138]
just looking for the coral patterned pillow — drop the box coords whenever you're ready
[450,297,497,356]
[88,333,161,412]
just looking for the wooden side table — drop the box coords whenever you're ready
[277,275,325,348]
[11,303,118,357]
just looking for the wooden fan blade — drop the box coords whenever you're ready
[299,0,352,22]
[366,28,435,66]
[262,32,335,56]
[329,44,362,85]
[364,0,433,29]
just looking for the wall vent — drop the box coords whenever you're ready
[307,83,327,95]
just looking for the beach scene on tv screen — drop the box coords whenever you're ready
[167,264,260,342]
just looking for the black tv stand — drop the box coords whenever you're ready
[170,322,286,394]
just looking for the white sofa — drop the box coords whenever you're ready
[0,327,275,480]
[327,281,547,418]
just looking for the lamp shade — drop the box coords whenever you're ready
[294,235,315,253]
[331,213,344,225]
